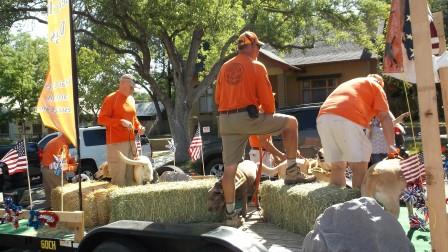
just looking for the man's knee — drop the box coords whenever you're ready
[283,116,298,131]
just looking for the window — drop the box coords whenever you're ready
[199,88,215,113]
[83,129,106,146]
[303,78,338,103]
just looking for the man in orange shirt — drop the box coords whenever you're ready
[98,74,145,186]
[41,133,75,208]
[317,74,395,189]
[248,135,286,167]
[215,31,315,226]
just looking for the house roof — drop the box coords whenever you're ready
[282,42,375,66]
[136,102,165,117]
[259,49,301,71]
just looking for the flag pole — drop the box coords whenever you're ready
[198,121,205,175]
[69,0,82,211]
[21,133,33,210]
[409,1,448,250]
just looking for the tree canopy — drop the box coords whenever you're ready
[0,33,48,125]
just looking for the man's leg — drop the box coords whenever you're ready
[222,163,237,213]
[348,162,368,189]
[282,117,315,184]
[329,161,347,188]
[107,143,127,186]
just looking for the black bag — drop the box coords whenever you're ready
[246,105,259,118]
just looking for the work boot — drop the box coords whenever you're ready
[224,210,244,227]
[284,163,316,185]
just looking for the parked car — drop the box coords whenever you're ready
[0,142,42,192]
[197,103,322,177]
[37,126,152,179]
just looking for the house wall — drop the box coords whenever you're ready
[283,59,378,106]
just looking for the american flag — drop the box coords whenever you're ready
[403,0,440,60]
[188,128,203,161]
[400,152,425,183]
[0,140,28,176]
[383,0,440,83]
[135,138,142,156]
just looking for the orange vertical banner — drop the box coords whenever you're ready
[37,0,77,146]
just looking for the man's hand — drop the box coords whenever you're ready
[138,126,146,135]
[387,145,400,159]
[120,119,132,129]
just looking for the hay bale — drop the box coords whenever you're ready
[51,181,114,228]
[94,186,118,226]
[109,178,222,224]
[260,180,360,235]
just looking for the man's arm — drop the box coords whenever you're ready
[254,64,275,113]
[377,111,395,151]
[98,95,122,127]
[258,136,286,162]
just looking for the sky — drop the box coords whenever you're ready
[11,19,48,39]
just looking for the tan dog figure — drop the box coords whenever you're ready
[94,162,111,180]
[118,152,154,185]
[361,158,407,218]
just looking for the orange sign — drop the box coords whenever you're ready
[37,0,77,146]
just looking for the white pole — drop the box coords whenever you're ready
[198,121,205,175]
[22,134,33,210]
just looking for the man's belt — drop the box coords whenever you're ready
[218,107,246,115]
[251,147,265,151]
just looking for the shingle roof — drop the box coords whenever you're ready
[136,102,165,117]
[259,48,301,71]
[263,42,375,66]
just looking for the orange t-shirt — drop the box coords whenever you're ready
[97,91,141,144]
[318,77,389,128]
[215,54,275,113]
[41,135,73,167]
[248,135,272,149]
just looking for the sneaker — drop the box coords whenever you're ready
[224,210,244,227]
[284,163,316,185]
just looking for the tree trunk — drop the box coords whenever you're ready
[165,99,192,163]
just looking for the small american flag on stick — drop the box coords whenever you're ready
[0,140,28,176]
[400,152,425,183]
[135,138,142,156]
[188,127,203,161]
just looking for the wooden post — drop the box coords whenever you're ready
[409,1,448,251]
[433,12,448,134]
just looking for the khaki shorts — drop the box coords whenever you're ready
[317,114,372,163]
[219,112,289,166]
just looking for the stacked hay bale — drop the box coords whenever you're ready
[51,181,117,228]
[260,180,360,235]
[109,178,222,224]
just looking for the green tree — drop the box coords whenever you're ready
[0,33,48,130]
[0,0,389,161]
[77,46,132,118]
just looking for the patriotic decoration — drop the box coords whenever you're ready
[409,214,428,231]
[188,128,203,161]
[0,140,28,176]
[345,167,353,179]
[400,184,425,207]
[1,197,23,229]
[28,210,60,230]
[49,154,65,176]
[399,153,425,183]
[135,138,142,156]
[165,139,176,153]
[383,0,445,83]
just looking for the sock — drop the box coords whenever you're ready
[287,159,296,170]
[226,203,235,214]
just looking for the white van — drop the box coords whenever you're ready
[37,126,152,178]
